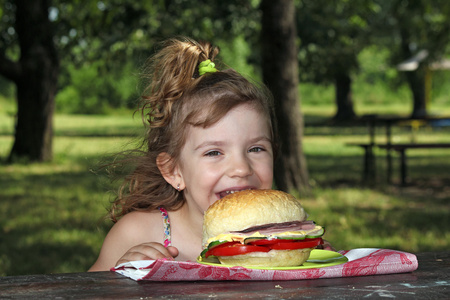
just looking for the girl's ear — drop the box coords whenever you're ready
[156,152,185,191]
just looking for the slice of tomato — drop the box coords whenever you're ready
[208,244,270,257]
[204,241,240,258]
[204,238,323,258]
[269,238,323,250]
[208,241,239,250]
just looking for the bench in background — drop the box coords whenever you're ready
[377,143,450,186]
[346,143,377,183]
[349,142,450,185]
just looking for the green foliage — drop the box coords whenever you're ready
[298,44,449,110]
[217,35,259,80]
[357,45,396,84]
[56,61,139,114]
[47,1,262,115]
[299,44,410,109]
[2,0,449,118]
[431,70,450,105]
[297,0,378,82]
[299,83,334,106]
[0,76,14,99]
[0,93,15,118]
[384,0,450,62]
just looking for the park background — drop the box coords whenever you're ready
[0,0,449,276]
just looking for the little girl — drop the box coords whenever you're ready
[89,37,278,271]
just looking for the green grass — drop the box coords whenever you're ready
[0,136,130,275]
[0,90,449,276]
[302,134,450,253]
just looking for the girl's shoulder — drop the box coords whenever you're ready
[111,210,165,242]
[116,209,162,228]
[89,209,168,271]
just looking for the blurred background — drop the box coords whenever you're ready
[0,0,449,276]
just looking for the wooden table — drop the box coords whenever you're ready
[351,115,450,184]
[1,252,448,299]
[378,143,450,186]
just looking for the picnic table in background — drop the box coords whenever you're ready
[346,114,450,185]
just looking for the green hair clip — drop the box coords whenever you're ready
[198,59,218,76]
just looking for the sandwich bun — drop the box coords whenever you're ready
[217,248,312,267]
[203,189,307,247]
[201,189,322,268]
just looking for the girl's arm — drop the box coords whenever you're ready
[88,211,178,272]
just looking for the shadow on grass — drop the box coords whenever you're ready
[0,164,114,276]
[327,200,449,253]
[308,152,450,194]
[307,152,449,252]
[0,222,110,276]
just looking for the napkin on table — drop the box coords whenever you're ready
[113,248,418,281]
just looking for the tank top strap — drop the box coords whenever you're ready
[158,206,171,247]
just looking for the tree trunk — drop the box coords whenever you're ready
[333,71,356,120]
[405,67,427,118]
[260,0,310,193]
[6,0,58,162]
[399,27,427,118]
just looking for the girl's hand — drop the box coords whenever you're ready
[115,243,179,266]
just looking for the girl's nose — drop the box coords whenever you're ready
[228,154,253,178]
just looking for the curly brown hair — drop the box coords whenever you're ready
[109,37,277,222]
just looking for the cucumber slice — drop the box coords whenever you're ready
[208,240,228,249]
[202,240,229,258]
[306,227,325,238]
[200,248,208,258]
[243,237,268,244]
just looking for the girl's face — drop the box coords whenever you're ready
[178,103,274,213]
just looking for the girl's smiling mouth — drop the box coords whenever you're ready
[217,187,255,199]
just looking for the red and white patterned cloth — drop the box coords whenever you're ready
[113,248,418,281]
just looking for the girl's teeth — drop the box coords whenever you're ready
[220,189,250,199]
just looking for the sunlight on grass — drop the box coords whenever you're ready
[54,114,142,136]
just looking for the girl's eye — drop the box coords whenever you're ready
[249,147,265,153]
[205,150,221,157]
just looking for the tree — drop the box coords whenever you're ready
[0,0,58,162]
[0,0,260,162]
[260,0,310,193]
[383,0,450,117]
[296,0,377,120]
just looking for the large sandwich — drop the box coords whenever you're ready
[199,189,325,267]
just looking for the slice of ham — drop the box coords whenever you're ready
[230,220,318,236]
